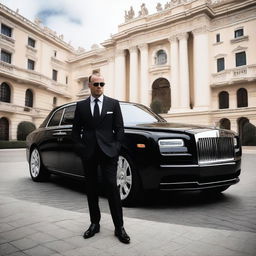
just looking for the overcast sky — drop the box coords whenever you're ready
[1,0,167,50]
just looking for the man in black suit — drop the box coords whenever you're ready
[72,74,130,244]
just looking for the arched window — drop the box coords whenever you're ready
[219,118,231,130]
[151,78,171,113]
[0,117,9,140]
[155,50,167,65]
[218,91,229,109]
[238,117,256,146]
[25,89,33,107]
[237,88,248,108]
[0,82,11,103]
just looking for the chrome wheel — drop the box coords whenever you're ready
[117,156,132,200]
[30,148,41,178]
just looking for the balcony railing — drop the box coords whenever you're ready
[0,61,71,98]
[0,102,49,117]
[211,65,256,87]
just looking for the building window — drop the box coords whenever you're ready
[234,28,244,38]
[217,58,225,72]
[0,82,11,103]
[155,50,167,65]
[27,59,35,70]
[52,69,58,81]
[236,51,246,67]
[219,91,229,109]
[1,50,12,64]
[1,23,12,37]
[53,97,57,107]
[54,50,57,57]
[28,37,36,48]
[0,117,9,140]
[66,76,68,85]
[237,88,248,108]
[216,33,220,43]
[25,89,33,107]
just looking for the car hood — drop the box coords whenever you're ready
[126,122,235,135]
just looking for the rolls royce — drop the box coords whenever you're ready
[26,101,242,205]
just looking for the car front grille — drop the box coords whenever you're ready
[197,137,235,165]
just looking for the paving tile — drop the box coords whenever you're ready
[44,240,77,253]
[27,232,58,244]
[0,243,19,255]
[10,237,39,250]
[24,245,57,256]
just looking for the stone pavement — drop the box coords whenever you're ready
[0,194,255,256]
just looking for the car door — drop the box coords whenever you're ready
[58,104,84,177]
[39,108,64,171]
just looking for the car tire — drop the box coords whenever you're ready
[29,147,50,182]
[117,153,143,206]
[202,185,230,194]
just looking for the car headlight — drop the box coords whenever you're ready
[233,137,238,147]
[158,139,184,147]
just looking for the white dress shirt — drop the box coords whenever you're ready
[90,94,104,116]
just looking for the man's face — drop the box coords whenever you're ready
[89,76,104,98]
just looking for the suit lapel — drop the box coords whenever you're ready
[83,97,93,119]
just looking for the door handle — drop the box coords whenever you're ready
[53,131,67,136]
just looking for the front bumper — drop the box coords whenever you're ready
[140,159,241,191]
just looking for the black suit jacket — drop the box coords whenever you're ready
[72,95,124,158]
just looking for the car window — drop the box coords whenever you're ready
[61,105,76,126]
[120,104,160,125]
[47,109,64,127]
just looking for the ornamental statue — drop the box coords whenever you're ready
[125,6,135,22]
[138,3,148,17]
[156,3,163,12]
[164,2,171,9]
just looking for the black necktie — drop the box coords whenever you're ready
[94,98,100,123]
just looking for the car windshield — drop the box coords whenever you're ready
[120,103,163,125]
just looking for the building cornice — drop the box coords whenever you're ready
[0,3,74,52]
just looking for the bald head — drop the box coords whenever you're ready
[88,74,105,98]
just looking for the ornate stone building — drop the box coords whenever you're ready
[0,0,256,145]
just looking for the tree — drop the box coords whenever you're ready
[17,121,36,141]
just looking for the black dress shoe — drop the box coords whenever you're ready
[83,223,100,239]
[115,227,130,244]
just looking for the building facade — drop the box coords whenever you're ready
[0,0,256,145]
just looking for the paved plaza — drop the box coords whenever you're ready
[0,148,256,256]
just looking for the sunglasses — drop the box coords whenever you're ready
[93,82,105,87]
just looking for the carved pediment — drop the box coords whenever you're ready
[232,45,247,52]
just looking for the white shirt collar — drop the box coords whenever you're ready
[90,94,104,103]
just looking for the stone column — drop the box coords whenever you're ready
[129,46,139,102]
[114,49,126,101]
[107,57,115,97]
[192,27,210,111]
[169,35,179,111]
[177,32,190,110]
[138,43,149,106]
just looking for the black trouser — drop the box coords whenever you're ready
[82,144,123,229]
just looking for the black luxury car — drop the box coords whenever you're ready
[26,101,242,205]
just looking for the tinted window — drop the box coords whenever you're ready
[1,50,11,64]
[28,37,35,47]
[121,104,161,125]
[235,29,243,38]
[48,109,64,127]
[217,58,225,72]
[1,24,12,37]
[236,52,246,67]
[61,105,75,125]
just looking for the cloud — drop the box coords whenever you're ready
[0,0,166,49]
